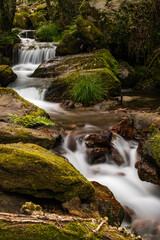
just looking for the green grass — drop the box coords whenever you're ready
[36,24,62,42]
[70,75,106,105]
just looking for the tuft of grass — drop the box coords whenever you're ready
[70,75,106,105]
[36,24,62,42]
[8,114,55,128]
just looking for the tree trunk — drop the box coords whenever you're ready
[0,0,16,32]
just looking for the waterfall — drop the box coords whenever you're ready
[10,34,65,114]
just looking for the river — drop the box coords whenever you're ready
[9,33,160,228]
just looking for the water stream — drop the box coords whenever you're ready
[10,34,160,227]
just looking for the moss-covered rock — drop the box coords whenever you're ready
[0,121,61,149]
[0,143,95,201]
[0,88,48,124]
[13,12,30,29]
[29,12,47,29]
[0,65,17,87]
[146,131,160,168]
[0,218,138,240]
[45,69,120,104]
[76,18,107,50]
[56,33,82,56]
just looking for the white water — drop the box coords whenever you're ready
[10,34,160,225]
[10,36,65,115]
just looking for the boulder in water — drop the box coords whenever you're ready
[0,143,95,202]
[0,65,17,87]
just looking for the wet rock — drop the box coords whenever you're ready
[0,65,17,87]
[123,205,136,224]
[110,146,124,166]
[84,131,112,148]
[0,143,95,202]
[86,147,108,164]
[0,122,61,149]
[61,100,74,109]
[132,218,160,240]
[90,181,124,226]
[112,118,134,139]
[136,158,160,185]
[66,134,77,152]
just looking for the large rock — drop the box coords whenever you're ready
[0,65,17,87]
[0,143,94,202]
[0,122,61,149]
[90,181,124,226]
[32,49,121,105]
[32,49,119,78]
[0,88,49,123]
[62,181,124,226]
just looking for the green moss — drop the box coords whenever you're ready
[30,12,47,29]
[13,12,30,29]
[0,143,95,201]
[77,18,107,49]
[0,220,137,240]
[147,132,160,167]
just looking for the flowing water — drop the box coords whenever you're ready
[10,34,160,228]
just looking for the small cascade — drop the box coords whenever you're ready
[10,34,65,114]
[61,132,160,220]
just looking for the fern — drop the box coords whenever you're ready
[8,114,55,128]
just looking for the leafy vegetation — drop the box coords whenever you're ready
[36,23,62,42]
[70,75,106,105]
[8,114,55,128]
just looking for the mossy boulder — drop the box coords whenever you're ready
[76,18,107,50]
[29,12,47,29]
[0,143,94,201]
[0,65,17,87]
[56,33,82,56]
[0,121,61,149]
[13,12,30,29]
[0,88,48,123]
[45,69,120,104]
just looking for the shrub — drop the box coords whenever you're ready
[36,24,62,42]
[8,114,55,128]
[70,75,106,105]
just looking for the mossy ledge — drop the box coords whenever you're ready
[0,218,140,240]
[0,143,94,202]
